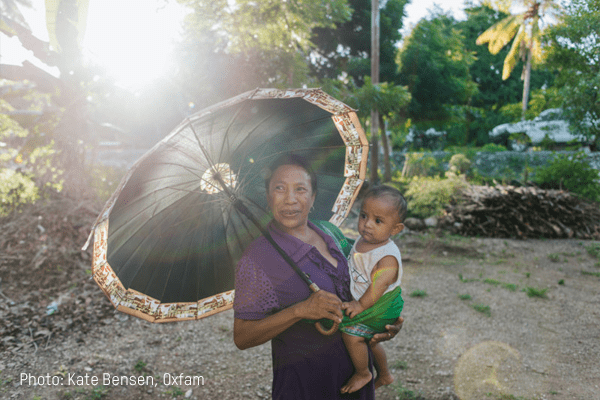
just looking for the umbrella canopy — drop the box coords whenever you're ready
[84,88,368,322]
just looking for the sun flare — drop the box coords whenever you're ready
[83,0,188,91]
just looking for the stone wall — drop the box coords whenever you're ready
[388,150,600,179]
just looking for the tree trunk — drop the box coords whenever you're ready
[370,112,380,183]
[370,0,380,184]
[521,47,532,121]
[380,115,392,182]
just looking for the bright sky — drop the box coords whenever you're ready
[1,0,468,90]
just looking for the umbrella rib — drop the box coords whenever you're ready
[217,101,249,167]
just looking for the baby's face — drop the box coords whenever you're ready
[357,196,403,245]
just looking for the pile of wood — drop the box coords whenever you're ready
[440,185,600,239]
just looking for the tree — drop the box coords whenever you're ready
[177,0,352,92]
[310,0,408,84]
[397,10,477,125]
[476,0,560,120]
[544,0,600,147]
[344,77,411,182]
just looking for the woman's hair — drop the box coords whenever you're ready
[364,185,408,223]
[264,154,318,195]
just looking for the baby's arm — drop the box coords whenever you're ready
[343,255,399,318]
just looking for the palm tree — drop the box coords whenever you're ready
[476,0,559,120]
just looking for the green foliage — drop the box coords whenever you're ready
[533,152,600,202]
[394,383,427,400]
[401,152,441,178]
[134,360,147,373]
[448,153,471,174]
[0,168,39,216]
[409,290,427,298]
[525,287,548,298]
[581,271,600,278]
[472,303,491,317]
[544,0,600,146]
[480,143,507,152]
[397,11,477,123]
[404,173,468,218]
[458,293,472,300]
[585,243,600,259]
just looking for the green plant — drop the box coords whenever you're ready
[547,253,560,262]
[394,382,427,400]
[401,152,441,178]
[404,174,467,218]
[458,294,472,300]
[525,287,548,298]
[392,360,408,369]
[409,290,427,297]
[484,278,500,286]
[448,153,471,174]
[581,271,600,277]
[585,243,600,259]
[501,283,518,292]
[134,360,147,373]
[86,386,109,400]
[480,143,507,153]
[472,303,491,317]
[558,279,565,285]
[166,386,185,398]
[534,152,600,202]
[0,168,39,216]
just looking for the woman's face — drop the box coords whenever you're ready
[267,164,316,235]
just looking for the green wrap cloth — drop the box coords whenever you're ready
[339,286,403,339]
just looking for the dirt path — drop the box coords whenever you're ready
[2,228,600,399]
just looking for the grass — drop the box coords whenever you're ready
[392,360,408,369]
[458,293,472,300]
[166,387,185,398]
[581,270,600,277]
[472,304,491,317]
[409,290,428,297]
[394,383,428,400]
[134,360,147,372]
[525,287,548,298]
[585,243,600,259]
[547,253,560,262]
[458,273,479,283]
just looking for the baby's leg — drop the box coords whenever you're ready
[371,342,394,389]
[340,333,372,394]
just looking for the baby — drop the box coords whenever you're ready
[340,185,407,394]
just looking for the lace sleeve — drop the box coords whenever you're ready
[233,254,280,320]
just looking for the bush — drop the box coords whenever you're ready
[401,152,442,178]
[0,168,39,216]
[533,152,600,202]
[404,173,468,218]
[448,154,471,174]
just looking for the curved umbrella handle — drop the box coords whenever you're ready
[315,319,339,335]
[309,283,340,336]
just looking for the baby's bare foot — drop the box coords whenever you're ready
[374,373,394,389]
[341,370,373,394]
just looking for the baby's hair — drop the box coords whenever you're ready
[363,185,408,223]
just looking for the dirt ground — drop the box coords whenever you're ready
[1,197,600,400]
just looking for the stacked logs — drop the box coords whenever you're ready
[440,185,600,239]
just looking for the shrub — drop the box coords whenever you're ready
[401,152,441,177]
[448,153,471,174]
[533,152,600,202]
[480,143,507,153]
[0,168,39,216]
[405,173,468,218]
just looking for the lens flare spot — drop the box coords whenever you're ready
[201,163,237,194]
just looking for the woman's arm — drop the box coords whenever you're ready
[234,290,344,350]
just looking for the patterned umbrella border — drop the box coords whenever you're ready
[84,88,369,323]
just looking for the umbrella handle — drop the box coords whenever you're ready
[309,284,340,336]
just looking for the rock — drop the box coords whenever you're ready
[424,217,438,228]
[404,218,425,231]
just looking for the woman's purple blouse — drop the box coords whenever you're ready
[234,221,374,400]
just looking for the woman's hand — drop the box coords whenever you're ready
[341,300,365,318]
[369,316,404,347]
[296,290,343,323]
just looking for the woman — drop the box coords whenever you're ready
[233,154,402,399]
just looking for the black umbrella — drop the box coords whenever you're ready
[84,88,368,324]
